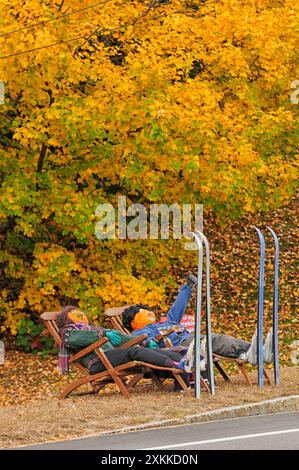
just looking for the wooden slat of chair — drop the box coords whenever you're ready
[114,316,127,333]
[70,338,109,363]
[126,374,145,391]
[213,359,231,382]
[105,306,133,334]
[41,311,61,347]
[117,334,147,350]
[110,316,124,332]
[263,369,271,385]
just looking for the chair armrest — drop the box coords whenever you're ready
[154,328,176,342]
[154,329,176,348]
[154,334,164,342]
[69,337,109,363]
[116,334,148,350]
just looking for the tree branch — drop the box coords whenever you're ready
[58,0,66,12]
[36,143,48,173]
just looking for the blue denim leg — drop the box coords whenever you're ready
[167,284,192,324]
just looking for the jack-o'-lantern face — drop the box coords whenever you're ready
[68,309,89,325]
[131,309,156,330]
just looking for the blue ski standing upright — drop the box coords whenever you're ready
[192,231,203,398]
[267,226,280,385]
[254,227,266,388]
[196,230,215,395]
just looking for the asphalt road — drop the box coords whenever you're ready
[21,411,299,450]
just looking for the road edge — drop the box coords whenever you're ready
[14,394,299,448]
[101,395,299,436]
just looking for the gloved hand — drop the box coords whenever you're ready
[147,339,159,349]
[104,330,122,346]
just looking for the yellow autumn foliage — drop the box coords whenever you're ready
[0,0,298,334]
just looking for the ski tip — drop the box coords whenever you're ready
[266,226,278,238]
[195,230,204,238]
[253,226,265,243]
[253,225,262,234]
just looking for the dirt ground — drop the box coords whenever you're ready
[0,351,298,449]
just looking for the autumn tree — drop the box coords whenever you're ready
[0,0,298,335]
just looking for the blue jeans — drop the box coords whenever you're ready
[167,285,192,324]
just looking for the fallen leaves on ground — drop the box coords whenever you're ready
[0,351,80,407]
[0,355,298,448]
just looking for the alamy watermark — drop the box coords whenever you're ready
[95,196,203,250]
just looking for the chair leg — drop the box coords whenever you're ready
[150,372,167,391]
[95,349,131,399]
[200,376,210,393]
[60,370,131,399]
[174,373,192,397]
[90,382,109,394]
[237,363,253,386]
[214,361,231,382]
[59,377,91,399]
[263,368,271,385]
[127,374,144,391]
[108,369,131,399]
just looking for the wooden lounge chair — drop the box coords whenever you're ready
[105,306,212,392]
[41,311,192,399]
[105,306,272,386]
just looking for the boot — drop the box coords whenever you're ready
[186,273,197,289]
[263,329,274,363]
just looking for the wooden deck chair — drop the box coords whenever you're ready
[105,307,273,387]
[41,312,192,399]
[105,306,212,392]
